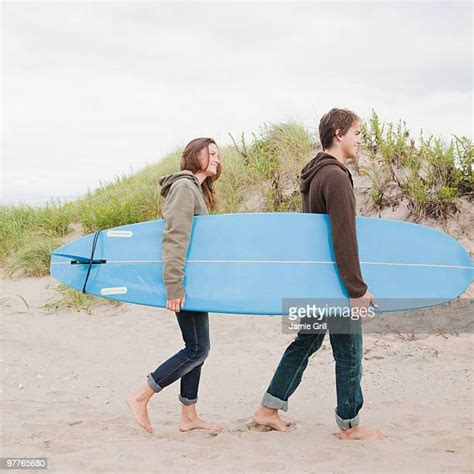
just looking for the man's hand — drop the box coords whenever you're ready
[166,295,186,313]
[350,290,378,311]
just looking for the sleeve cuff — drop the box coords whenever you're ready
[348,285,368,298]
[166,282,185,300]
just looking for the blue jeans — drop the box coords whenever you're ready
[262,317,363,429]
[147,310,210,405]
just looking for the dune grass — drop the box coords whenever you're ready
[0,200,72,262]
[4,235,66,277]
[360,110,473,219]
[77,150,182,233]
[43,284,120,315]
[229,121,315,211]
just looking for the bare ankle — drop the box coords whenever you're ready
[257,405,277,415]
[131,384,155,401]
[181,404,198,420]
[181,413,197,421]
[135,393,150,403]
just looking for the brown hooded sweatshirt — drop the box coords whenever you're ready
[158,170,208,300]
[300,152,368,298]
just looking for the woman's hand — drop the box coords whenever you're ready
[166,295,186,313]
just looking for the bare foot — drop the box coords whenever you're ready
[179,416,224,432]
[336,426,383,441]
[253,406,288,432]
[281,416,294,427]
[125,394,153,433]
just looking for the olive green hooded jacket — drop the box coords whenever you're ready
[158,170,208,300]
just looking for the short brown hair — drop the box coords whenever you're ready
[180,137,221,211]
[319,108,360,150]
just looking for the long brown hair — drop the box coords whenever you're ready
[180,137,221,211]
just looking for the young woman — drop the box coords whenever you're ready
[126,138,222,433]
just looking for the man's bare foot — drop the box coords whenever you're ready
[336,426,383,440]
[179,416,224,432]
[253,405,288,432]
[125,384,155,433]
[280,415,294,427]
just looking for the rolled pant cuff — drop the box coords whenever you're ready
[179,395,198,406]
[262,392,288,412]
[335,409,360,430]
[147,373,163,393]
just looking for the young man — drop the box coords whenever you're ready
[253,108,383,441]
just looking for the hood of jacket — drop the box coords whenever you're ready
[300,152,351,193]
[158,170,201,198]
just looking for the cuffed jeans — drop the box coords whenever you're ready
[262,316,363,430]
[147,310,210,405]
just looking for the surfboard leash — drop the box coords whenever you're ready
[82,230,102,294]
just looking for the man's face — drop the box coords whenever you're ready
[339,121,362,163]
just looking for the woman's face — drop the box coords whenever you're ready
[200,143,220,178]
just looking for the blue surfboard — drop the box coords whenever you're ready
[50,213,473,315]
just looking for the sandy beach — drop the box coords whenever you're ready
[1,269,473,473]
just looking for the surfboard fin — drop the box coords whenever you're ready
[51,253,106,265]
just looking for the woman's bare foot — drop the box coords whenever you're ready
[336,426,384,440]
[125,384,155,433]
[253,405,288,432]
[179,415,224,432]
[179,403,223,432]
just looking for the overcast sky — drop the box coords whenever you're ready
[1,1,472,205]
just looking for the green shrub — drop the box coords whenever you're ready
[361,111,473,220]
[452,135,474,197]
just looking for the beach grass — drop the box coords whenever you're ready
[4,234,66,277]
[360,110,473,219]
[43,284,120,315]
[0,201,72,261]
